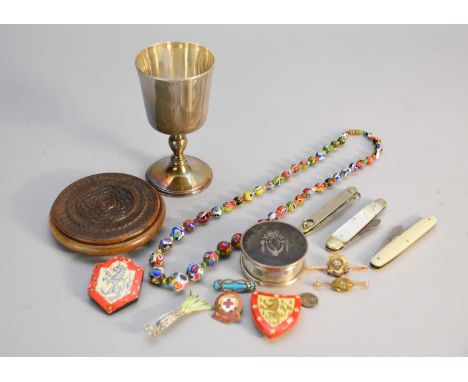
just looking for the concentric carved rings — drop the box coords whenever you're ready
[50,173,165,255]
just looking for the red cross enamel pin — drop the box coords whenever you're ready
[251,291,302,339]
[88,256,144,314]
[212,291,243,323]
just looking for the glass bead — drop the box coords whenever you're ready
[349,162,358,172]
[273,176,284,187]
[234,196,243,205]
[356,160,364,169]
[367,156,374,165]
[290,163,299,173]
[268,212,278,221]
[282,170,291,179]
[308,156,316,166]
[276,205,287,216]
[315,183,326,192]
[149,251,165,267]
[186,263,204,281]
[196,211,210,224]
[299,160,308,169]
[217,240,232,257]
[333,172,342,182]
[303,188,313,197]
[243,191,254,201]
[159,237,173,252]
[338,136,346,145]
[331,140,340,148]
[202,251,219,268]
[341,168,351,177]
[183,219,196,233]
[316,151,325,160]
[165,272,189,292]
[171,226,185,241]
[294,194,305,206]
[323,145,333,153]
[266,181,275,190]
[223,201,235,212]
[231,233,242,248]
[210,206,223,218]
[149,267,166,285]
[325,178,335,187]
[286,201,296,213]
[254,186,264,196]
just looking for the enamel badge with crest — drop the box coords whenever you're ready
[212,291,243,323]
[88,256,144,314]
[251,291,301,339]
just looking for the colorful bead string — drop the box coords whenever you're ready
[148,130,383,292]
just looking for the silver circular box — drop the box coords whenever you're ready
[240,221,308,287]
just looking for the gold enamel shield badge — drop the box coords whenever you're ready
[251,291,301,339]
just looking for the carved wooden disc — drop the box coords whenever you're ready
[50,173,165,255]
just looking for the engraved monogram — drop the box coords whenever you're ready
[260,230,289,257]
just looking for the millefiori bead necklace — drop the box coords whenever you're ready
[148,130,383,292]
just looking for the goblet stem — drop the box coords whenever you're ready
[168,134,188,171]
[145,133,212,197]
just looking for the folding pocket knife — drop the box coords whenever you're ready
[326,198,387,251]
[370,216,438,269]
[302,187,360,235]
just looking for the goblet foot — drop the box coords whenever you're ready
[146,155,213,197]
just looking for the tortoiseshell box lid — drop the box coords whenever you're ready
[88,256,144,314]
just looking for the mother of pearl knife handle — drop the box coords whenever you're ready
[370,216,437,269]
[326,199,387,251]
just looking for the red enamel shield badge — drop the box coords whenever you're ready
[88,256,144,314]
[251,291,301,339]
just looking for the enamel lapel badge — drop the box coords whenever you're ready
[251,291,301,339]
[212,291,243,323]
[88,256,144,314]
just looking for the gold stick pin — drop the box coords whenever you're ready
[312,276,369,292]
[305,253,368,277]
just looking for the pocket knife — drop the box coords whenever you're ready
[370,216,438,269]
